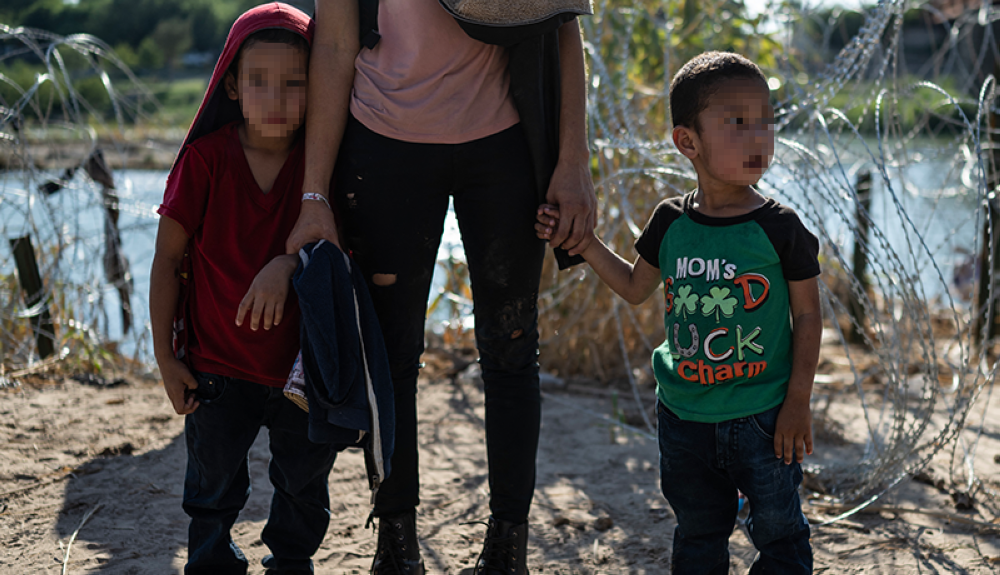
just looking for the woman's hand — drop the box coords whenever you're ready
[236,254,299,331]
[286,199,341,253]
[545,159,596,256]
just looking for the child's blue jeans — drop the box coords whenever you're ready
[658,401,812,575]
[182,372,340,575]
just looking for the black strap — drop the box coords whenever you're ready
[359,0,381,49]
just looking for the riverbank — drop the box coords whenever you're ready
[1,136,182,171]
[2,346,999,574]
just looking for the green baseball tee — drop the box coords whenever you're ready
[634,193,820,423]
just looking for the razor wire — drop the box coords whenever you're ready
[0,24,162,382]
[2,0,1000,516]
[535,0,1000,515]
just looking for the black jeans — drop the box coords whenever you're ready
[334,117,545,524]
[183,373,340,575]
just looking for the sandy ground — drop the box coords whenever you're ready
[3,348,1000,574]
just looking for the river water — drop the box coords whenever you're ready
[0,152,981,363]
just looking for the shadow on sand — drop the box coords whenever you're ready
[54,427,275,574]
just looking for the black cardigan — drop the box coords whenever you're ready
[455,14,586,269]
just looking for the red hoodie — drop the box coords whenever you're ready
[158,3,314,387]
[174,3,314,162]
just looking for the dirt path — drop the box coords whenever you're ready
[2,349,1000,574]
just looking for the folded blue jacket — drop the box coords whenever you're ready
[293,241,394,486]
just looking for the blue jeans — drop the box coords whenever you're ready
[182,373,340,575]
[658,401,812,575]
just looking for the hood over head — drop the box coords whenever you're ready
[170,2,313,171]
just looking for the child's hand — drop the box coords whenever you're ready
[160,357,199,414]
[236,255,298,331]
[774,400,814,464]
[536,204,561,241]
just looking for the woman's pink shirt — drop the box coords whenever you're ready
[350,0,520,144]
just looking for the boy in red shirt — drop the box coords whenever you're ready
[150,4,337,574]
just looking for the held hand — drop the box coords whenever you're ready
[286,198,341,254]
[236,255,299,331]
[545,159,596,256]
[160,357,199,415]
[535,204,561,240]
[774,400,814,464]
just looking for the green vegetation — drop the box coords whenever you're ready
[119,75,206,127]
[585,0,786,128]
[147,76,208,126]
[798,5,942,60]
[771,71,980,136]
[1,1,309,129]
[3,0,977,135]
[1,0,305,58]
[827,76,977,134]
[0,49,167,128]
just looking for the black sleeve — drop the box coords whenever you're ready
[634,197,685,269]
[756,203,821,281]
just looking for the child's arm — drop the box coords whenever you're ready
[150,216,199,415]
[236,254,299,331]
[775,276,822,464]
[537,205,660,305]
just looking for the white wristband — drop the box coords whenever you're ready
[302,192,331,210]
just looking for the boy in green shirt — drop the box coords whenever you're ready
[537,51,821,574]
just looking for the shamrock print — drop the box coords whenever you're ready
[674,284,699,320]
[701,286,739,322]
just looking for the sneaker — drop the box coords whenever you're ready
[473,517,528,575]
[370,511,425,575]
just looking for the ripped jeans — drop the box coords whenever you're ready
[333,116,545,523]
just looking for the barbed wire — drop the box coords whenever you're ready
[543,0,1000,515]
[0,24,161,382]
[2,1,999,516]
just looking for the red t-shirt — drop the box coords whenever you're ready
[159,122,302,387]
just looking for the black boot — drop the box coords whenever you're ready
[262,554,312,574]
[370,511,425,575]
[474,517,529,575]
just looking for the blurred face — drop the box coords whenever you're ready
[694,78,774,187]
[225,42,307,141]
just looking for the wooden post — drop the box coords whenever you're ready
[973,195,999,347]
[972,22,1000,350]
[993,22,1000,343]
[848,170,872,344]
[85,149,132,335]
[9,236,55,359]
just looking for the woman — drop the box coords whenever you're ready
[286,1,596,573]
